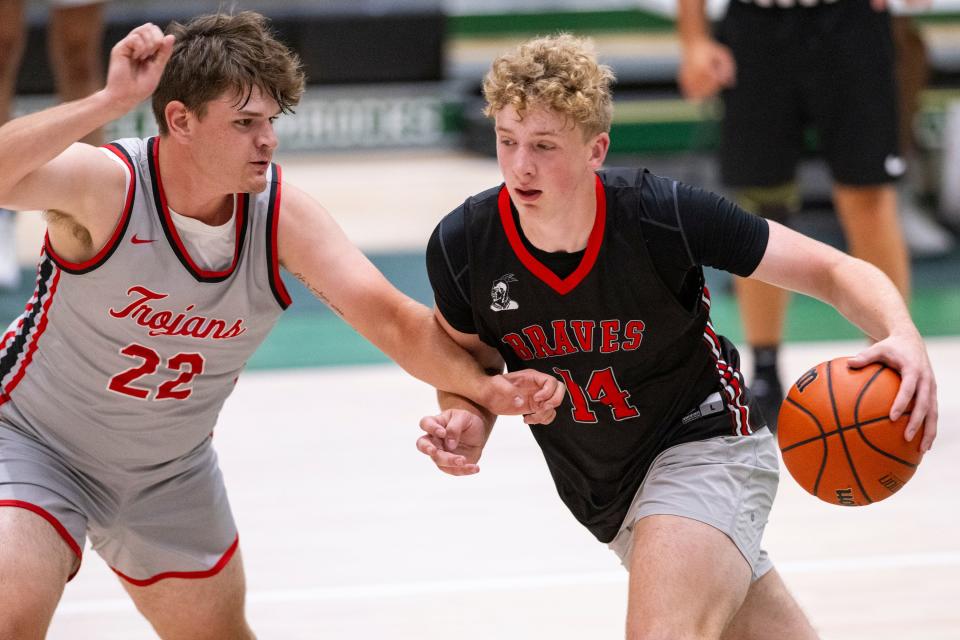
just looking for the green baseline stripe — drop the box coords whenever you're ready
[449,9,960,38]
[247,288,959,370]
[913,11,960,24]
[449,10,674,37]
[610,120,718,155]
[605,88,960,155]
[707,288,960,344]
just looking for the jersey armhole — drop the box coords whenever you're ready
[266,164,292,309]
[43,143,137,274]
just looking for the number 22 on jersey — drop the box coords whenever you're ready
[108,343,205,401]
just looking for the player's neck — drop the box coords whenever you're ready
[517,179,596,253]
[157,139,235,226]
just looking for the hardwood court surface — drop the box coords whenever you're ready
[45,338,960,639]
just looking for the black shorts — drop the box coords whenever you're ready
[717,0,901,188]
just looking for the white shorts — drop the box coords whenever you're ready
[608,427,779,580]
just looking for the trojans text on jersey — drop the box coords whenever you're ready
[109,285,247,340]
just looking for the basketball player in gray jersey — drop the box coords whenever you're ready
[0,13,563,639]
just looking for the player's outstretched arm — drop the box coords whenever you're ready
[749,220,938,452]
[0,24,174,226]
[416,311,562,475]
[277,183,565,416]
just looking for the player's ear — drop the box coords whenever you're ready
[587,131,609,169]
[164,100,192,140]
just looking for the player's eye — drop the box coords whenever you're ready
[236,119,252,127]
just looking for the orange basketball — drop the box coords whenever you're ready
[777,357,923,506]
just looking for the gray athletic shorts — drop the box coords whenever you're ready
[0,419,237,585]
[608,427,779,580]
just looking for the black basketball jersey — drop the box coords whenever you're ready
[428,168,766,543]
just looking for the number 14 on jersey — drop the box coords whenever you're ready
[553,366,640,423]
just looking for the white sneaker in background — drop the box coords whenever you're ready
[899,197,956,259]
[0,208,21,291]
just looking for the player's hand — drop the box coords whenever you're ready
[678,38,736,101]
[417,409,488,475]
[103,24,176,113]
[848,330,938,453]
[502,370,565,425]
[479,368,565,420]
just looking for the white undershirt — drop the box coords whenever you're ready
[99,146,237,271]
[169,197,236,272]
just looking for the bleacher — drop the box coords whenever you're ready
[11,1,960,212]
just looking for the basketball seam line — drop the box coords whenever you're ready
[853,365,918,470]
[830,360,871,504]
[779,413,913,454]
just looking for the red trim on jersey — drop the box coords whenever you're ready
[498,174,606,295]
[699,287,751,436]
[151,138,245,279]
[0,329,13,353]
[270,165,291,306]
[0,500,83,580]
[43,144,136,272]
[1,265,61,404]
[111,534,240,587]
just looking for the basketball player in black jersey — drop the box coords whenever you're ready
[416,34,938,639]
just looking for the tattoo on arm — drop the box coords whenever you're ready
[293,271,345,317]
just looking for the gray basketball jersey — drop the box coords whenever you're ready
[0,137,290,472]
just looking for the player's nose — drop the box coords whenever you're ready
[513,146,535,178]
[259,122,279,151]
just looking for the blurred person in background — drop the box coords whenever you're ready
[677,0,915,429]
[891,14,955,257]
[0,0,108,291]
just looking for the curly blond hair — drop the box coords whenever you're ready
[482,34,615,138]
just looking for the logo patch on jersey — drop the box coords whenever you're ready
[490,274,519,311]
[131,234,157,244]
[884,154,906,177]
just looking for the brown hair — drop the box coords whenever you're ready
[152,11,305,135]
[482,33,615,138]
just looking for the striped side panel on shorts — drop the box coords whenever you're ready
[0,255,61,405]
[699,286,752,435]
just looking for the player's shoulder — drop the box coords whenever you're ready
[103,137,150,162]
[598,167,680,223]
[433,183,501,237]
[599,166,650,189]
[600,167,675,210]
[461,184,502,218]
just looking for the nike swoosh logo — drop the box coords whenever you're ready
[131,235,156,244]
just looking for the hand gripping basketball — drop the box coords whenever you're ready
[777,357,924,506]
